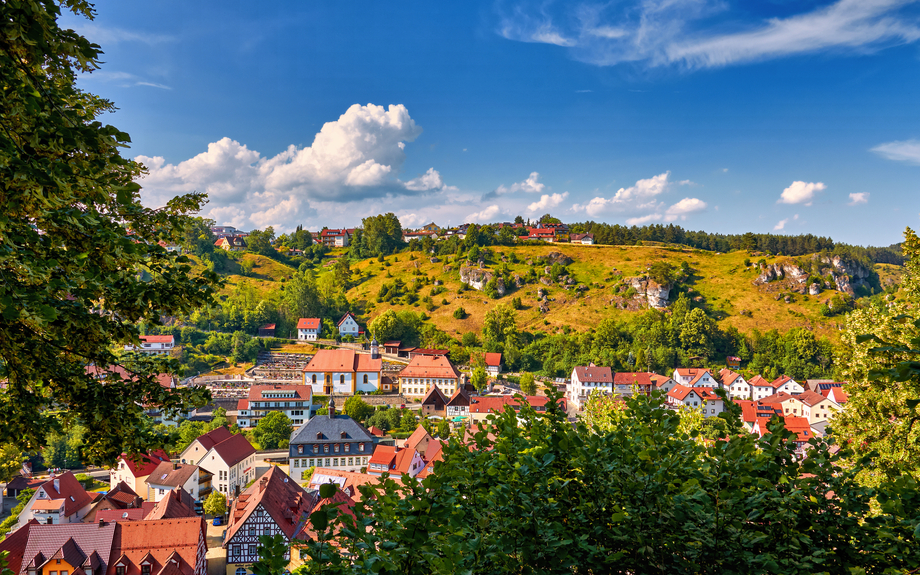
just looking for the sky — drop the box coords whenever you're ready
[62,0,920,247]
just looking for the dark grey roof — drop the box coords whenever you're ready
[289,414,374,452]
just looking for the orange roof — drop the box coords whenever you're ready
[573,366,613,383]
[759,392,798,405]
[484,353,502,367]
[770,375,795,389]
[32,499,65,511]
[297,318,320,330]
[107,518,205,575]
[719,368,743,386]
[140,335,174,344]
[393,449,420,474]
[38,472,94,517]
[796,389,829,406]
[303,349,381,373]
[368,445,398,468]
[667,384,698,401]
[748,374,770,387]
[246,384,312,402]
[398,355,461,379]
[613,372,668,387]
[687,370,714,386]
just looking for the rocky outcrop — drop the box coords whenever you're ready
[534,252,574,267]
[626,277,671,309]
[755,256,873,295]
[821,255,871,294]
[459,265,506,296]
[808,283,822,296]
[754,263,808,285]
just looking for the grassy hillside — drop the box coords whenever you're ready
[197,245,901,341]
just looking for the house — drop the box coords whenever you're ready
[4,476,45,500]
[666,384,711,412]
[223,467,316,575]
[752,415,813,457]
[124,335,175,355]
[307,468,398,501]
[15,472,95,529]
[446,387,471,420]
[236,384,313,429]
[336,312,361,338]
[759,392,808,418]
[726,356,741,369]
[790,390,841,424]
[178,427,233,465]
[672,368,719,388]
[402,230,437,241]
[484,353,502,376]
[383,341,401,355]
[211,225,243,237]
[296,318,321,341]
[144,462,199,503]
[302,349,382,395]
[770,375,805,395]
[420,222,441,233]
[366,445,426,478]
[468,395,567,423]
[398,355,462,398]
[288,398,375,475]
[822,385,848,406]
[525,228,556,242]
[110,518,207,575]
[214,237,247,251]
[420,385,448,418]
[612,372,675,396]
[110,451,172,494]
[567,365,614,411]
[319,229,350,248]
[257,324,276,338]
[142,488,199,521]
[82,481,145,523]
[719,369,751,400]
[570,233,595,245]
[749,375,776,401]
[197,434,257,498]
[4,522,120,575]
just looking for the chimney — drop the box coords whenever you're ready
[98,518,105,527]
[259,478,268,492]
[53,478,60,492]
[173,462,178,470]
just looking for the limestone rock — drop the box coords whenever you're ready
[540,276,554,286]
[625,277,672,309]
[459,265,506,296]
[430,257,440,263]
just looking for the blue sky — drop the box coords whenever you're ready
[64,0,920,246]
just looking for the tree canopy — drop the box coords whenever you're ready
[0,0,218,464]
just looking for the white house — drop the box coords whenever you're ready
[484,353,502,376]
[671,368,720,388]
[337,312,361,338]
[16,472,94,529]
[613,372,676,396]
[749,375,776,401]
[719,368,751,400]
[570,233,595,245]
[179,426,233,465]
[303,349,382,395]
[197,434,256,498]
[297,318,321,341]
[124,334,175,355]
[110,450,171,493]
[144,461,200,502]
[236,384,314,429]
[770,375,805,395]
[567,365,613,411]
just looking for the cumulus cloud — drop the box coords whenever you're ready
[778,181,826,205]
[527,192,569,213]
[665,197,708,220]
[848,192,870,205]
[483,171,545,200]
[871,139,920,164]
[137,103,454,232]
[466,205,502,223]
[774,213,800,231]
[497,0,920,70]
[398,213,427,228]
[626,213,662,225]
[571,172,670,217]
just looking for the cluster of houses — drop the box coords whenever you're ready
[566,363,848,457]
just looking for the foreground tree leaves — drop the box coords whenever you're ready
[0,0,220,463]
[283,389,920,575]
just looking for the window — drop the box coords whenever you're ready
[249,545,257,556]
[359,443,365,452]
[334,444,340,453]
[311,375,316,383]
[333,458,338,467]
[312,445,318,454]
[116,568,125,575]
[297,445,303,454]
[293,459,299,468]
[363,374,368,384]
[236,569,247,575]
[324,445,329,453]
[340,375,345,384]
[344,443,350,453]
[249,526,256,536]
[325,458,330,467]
[309,459,315,467]
[348,457,354,466]
[142,565,151,575]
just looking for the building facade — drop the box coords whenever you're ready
[398,355,461,398]
[236,385,313,429]
[302,349,382,395]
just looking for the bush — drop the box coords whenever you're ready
[453,307,467,320]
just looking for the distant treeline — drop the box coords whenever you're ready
[571,222,904,265]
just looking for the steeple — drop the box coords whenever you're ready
[328,394,336,417]
[370,334,379,360]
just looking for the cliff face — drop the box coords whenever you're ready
[626,277,671,309]
[459,265,506,296]
[753,256,872,295]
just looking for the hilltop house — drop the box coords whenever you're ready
[570,233,595,245]
[124,335,175,355]
[15,472,95,529]
[320,229,350,248]
[214,237,247,251]
[484,353,502,376]
[296,318,321,341]
[337,312,361,338]
[302,349,382,395]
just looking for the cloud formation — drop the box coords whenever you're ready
[871,139,920,164]
[137,104,453,232]
[572,172,671,217]
[498,0,920,70]
[527,192,569,213]
[848,192,870,205]
[778,181,826,205]
[482,171,545,200]
[466,204,502,223]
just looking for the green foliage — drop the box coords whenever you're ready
[519,372,536,395]
[203,490,227,517]
[252,534,291,575]
[511,297,524,310]
[0,444,25,483]
[470,366,488,393]
[287,388,920,574]
[44,425,86,469]
[452,307,467,320]
[361,213,404,257]
[253,412,293,450]
[369,309,423,346]
[482,304,517,346]
[0,488,34,537]
[648,261,678,285]
[0,0,219,463]
[246,228,277,256]
[343,397,373,423]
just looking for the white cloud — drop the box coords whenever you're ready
[137,103,453,233]
[774,218,790,231]
[848,192,870,205]
[871,139,920,164]
[626,213,662,225]
[398,213,427,228]
[664,197,707,220]
[499,172,546,194]
[73,22,175,45]
[571,172,670,217]
[466,205,502,223]
[527,192,569,213]
[498,0,920,70]
[778,181,826,205]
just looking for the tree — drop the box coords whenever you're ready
[0,1,218,464]
[283,389,920,574]
[0,443,25,483]
[203,490,227,517]
[482,304,517,346]
[435,419,450,439]
[519,372,536,395]
[679,308,716,359]
[343,397,373,423]
[471,366,488,394]
[334,256,352,288]
[362,213,403,256]
[247,227,276,256]
[253,413,293,450]
[44,425,86,469]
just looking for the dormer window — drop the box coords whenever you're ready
[297,445,303,454]
[316,432,322,440]
[323,445,329,453]
[142,566,151,575]
[116,566,125,575]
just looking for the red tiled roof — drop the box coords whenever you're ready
[759,392,798,405]
[393,449,420,474]
[140,335,174,344]
[770,375,794,389]
[224,467,316,544]
[687,370,714,386]
[483,353,502,367]
[297,318,320,330]
[0,519,38,574]
[823,387,848,404]
[94,508,148,522]
[210,434,255,468]
[355,353,382,372]
[87,366,176,390]
[667,384,698,402]
[194,427,233,451]
[403,425,432,455]
[573,366,613,384]
[368,426,385,437]
[719,368,743,386]
[38,472,94,517]
[17,522,118,575]
[398,355,461,379]
[246,384,312,402]
[796,390,829,406]
[748,375,770,388]
[144,490,197,521]
[613,372,668,387]
[336,312,357,327]
[447,387,471,407]
[107,518,205,575]
[368,445,397,468]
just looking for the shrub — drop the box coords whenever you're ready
[453,307,467,320]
